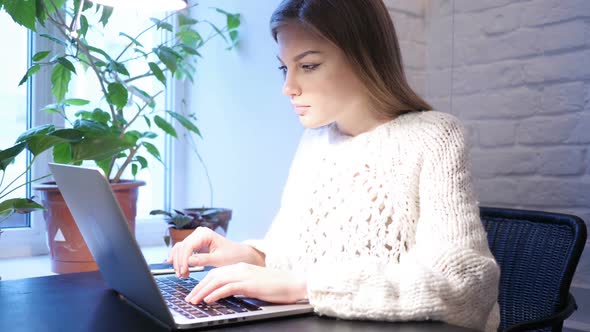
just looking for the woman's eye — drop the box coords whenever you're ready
[301,64,319,72]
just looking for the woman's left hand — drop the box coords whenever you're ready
[185,262,307,304]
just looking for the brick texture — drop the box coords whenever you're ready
[389,0,590,286]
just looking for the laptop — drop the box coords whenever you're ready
[48,163,314,330]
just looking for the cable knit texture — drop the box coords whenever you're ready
[247,111,500,331]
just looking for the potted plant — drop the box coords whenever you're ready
[1,0,240,273]
[150,207,231,246]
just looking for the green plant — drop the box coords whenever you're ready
[0,0,240,224]
[150,207,225,229]
[2,0,240,180]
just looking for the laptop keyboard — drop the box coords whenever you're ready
[156,276,262,319]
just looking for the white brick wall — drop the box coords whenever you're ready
[389,0,590,286]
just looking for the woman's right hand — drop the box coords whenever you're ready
[167,227,266,278]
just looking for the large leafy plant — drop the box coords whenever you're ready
[0,0,240,225]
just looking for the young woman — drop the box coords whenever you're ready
[168,0,500,330]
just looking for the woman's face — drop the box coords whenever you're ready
[276,22,372,131]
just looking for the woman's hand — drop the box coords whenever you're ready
[184,262,308,304]
[167,227,265,278]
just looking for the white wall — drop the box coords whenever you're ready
[178,0,302,242]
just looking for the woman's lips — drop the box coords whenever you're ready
[293,105,310,116]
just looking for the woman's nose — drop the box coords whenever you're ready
[282,71,301,97]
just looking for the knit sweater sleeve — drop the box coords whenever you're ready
[304,115,500,331]
[242,129,312,268]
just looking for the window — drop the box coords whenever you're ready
[0,6,173,257]
[0,11,31,228]
[66,8,170,219]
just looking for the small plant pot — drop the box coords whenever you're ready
[168,228,194,246]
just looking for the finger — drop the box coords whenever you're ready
[204,282,249,304]
[171,243,182,278]
[184,268,215,302]
[187,253,211,267]
[187,272,232,304]
[179,229,213,278]
[166,244,175,263]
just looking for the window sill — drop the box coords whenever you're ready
[0,245,170,281]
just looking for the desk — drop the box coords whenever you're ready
[0,271,477,332]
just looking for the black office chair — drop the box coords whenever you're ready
[479,207,587,332]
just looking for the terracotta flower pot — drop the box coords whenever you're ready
[35,180,145,274]
[168,228,194,246]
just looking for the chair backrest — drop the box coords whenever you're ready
[480,207,587,332]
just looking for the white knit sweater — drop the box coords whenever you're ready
[249,111,500,331]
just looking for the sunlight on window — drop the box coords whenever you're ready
[66,8,168,218]
[0,11,29,227]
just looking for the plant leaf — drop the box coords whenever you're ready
[131,163,138,177]
[52,143,72,164]
[99,5,113,26]
[141,141,162,163]
[119,32,143,47]
[95,158,111,176]
[227,14,240,31]
[18,64,41,86]
[141,131,157,139]
[130,85,156,108]
[25,129,83,157]
[50,63,72,102]
[50,129,84,142]
[32,50,51,62]
[79,14,89,37]
[3,0,37,31]
[25,134,73,156]
[205,20,228,44]
[0,198,45,218]
[109,60,129,76]
[155,46,180,74]
[57,57,76,74]
[177,13,198,26]
[71,137,133,162]
[180,44,200,56]
[91,108,111,124]
[148,62,166,86]
[106,82,128,110]
[229,30,239,45]
[154,115,177,138]
[0,142,27,171]
[157,22,173,32]
[176,28,202,48]
[168,111,201,137]
[124,131,141,145]
[39,33,67,47]
[16,124,55,143]
[86,45,112,62]
[63,98,90,106]
[73,119,110,137]
[135,155,148,169]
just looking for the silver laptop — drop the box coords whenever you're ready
[49,163,313,329]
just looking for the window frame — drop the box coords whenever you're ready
[0,12,182,258]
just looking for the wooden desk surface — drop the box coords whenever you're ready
[0,271,477,332]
